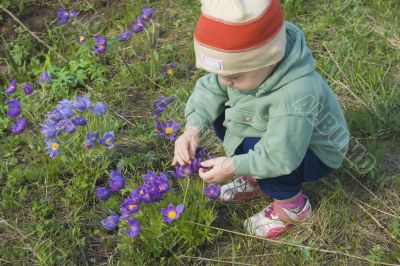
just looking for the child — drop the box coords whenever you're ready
[172,0,349,239]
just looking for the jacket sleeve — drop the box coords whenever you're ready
[233,114,314,178]
[185,74,228,132]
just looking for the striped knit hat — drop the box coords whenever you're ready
[194,0,286,75]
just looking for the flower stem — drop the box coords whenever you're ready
[182,178,190,206]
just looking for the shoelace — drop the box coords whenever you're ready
[264,206,276,219]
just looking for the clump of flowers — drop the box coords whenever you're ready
[130,7,153,34]
[98,170,175,238]
[40,94,111,159]
[5,97,26,135]
[94,168,125,202]
[57,8,78,24]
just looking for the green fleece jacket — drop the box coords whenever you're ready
[185,22,350,179]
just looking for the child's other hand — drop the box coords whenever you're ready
[199,157,235,184]
[172,126,201,166]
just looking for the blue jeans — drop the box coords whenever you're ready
[213,112,334,200]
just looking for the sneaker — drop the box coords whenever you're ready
[220,176,261,201]
[243,197,312,238]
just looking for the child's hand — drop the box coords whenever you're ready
[199,157,235,184]
[172,126,201,166]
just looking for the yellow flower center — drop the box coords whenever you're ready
[51,143,59,151]
[128,204,137,210]
[99,45,106,49]
[167,211,177,219]
[139,189,144,195]
[167,69,174,76]
[184,167,189,174]
[165,127,174,135]
[105,139,112,145]
[79,36,85,42]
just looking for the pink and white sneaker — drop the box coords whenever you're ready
[220,176,262,201]
[243,197,312,238]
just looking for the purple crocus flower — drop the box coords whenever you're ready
[161,203,184,223]
[154,119,180,141]
[6,98,21,118]
[58,99,72,110]
[72,94,92,111]
[57,8,78,24]
[62,119,77,133]
[204,183,221,200]
[90,102,108,116]
[45,140,60,159]
[95,187,111,201]
[84,132,99,149]
[120,197,140,216]
[47,109,64,122]
[142,170,158,183]
[11,117,26,134]
[40,123,59,139]
[109,169,125,192]
[129,188,142,204]
[172,164,192,178]
[159,172,169,181]
[137,184,152,203]
[77,34,86,45]
[99,131,115,150]
[5,80,17,94]
[72,116,87,126]
[126,218,140,238]
[147,184,162,202]
[151,95,176,115]
[154,178,169,194]
[190,157,202,173]
[131,17,146,33]
[195,146,208,159]
[23,82,33,95]
[141,7,153,21]
[93,34,107,54]
[101,213,119,231]
[57,8,69,24]
[119,29,132,42]
[69,11,79,18]
[39,71,52,83]
[163,64,176,78]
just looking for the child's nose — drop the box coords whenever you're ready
[219,77,233,86]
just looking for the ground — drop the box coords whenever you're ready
[0,0,399,265]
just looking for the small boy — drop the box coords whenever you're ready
[172,0,349,238]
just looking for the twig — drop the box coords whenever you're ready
[343,168,398,215]
[353,201,400,244]
[0,4,67,63]
[186,221,400,266]
[352,197,400,219]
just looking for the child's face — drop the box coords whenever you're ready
[218,64,277,91]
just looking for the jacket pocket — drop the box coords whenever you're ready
[224,108,268,132]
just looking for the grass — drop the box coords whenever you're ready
[0,0,399,265]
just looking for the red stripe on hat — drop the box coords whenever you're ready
[195,0,284,52]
